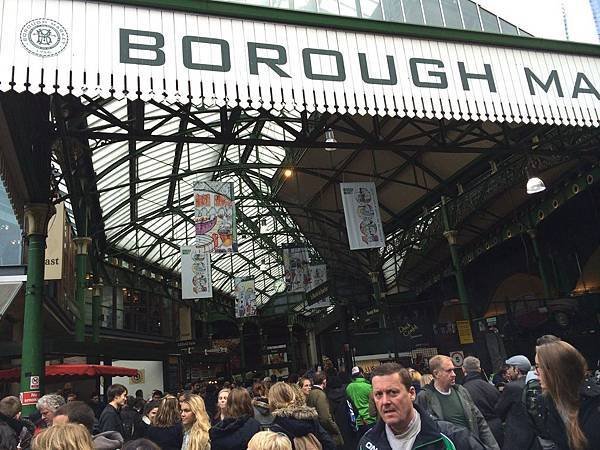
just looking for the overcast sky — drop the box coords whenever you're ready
[478,0,599,43]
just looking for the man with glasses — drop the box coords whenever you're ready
[416,355,499,449]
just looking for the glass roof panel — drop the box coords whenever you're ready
[78,97,317,303]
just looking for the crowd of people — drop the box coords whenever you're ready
[0,335,597,450]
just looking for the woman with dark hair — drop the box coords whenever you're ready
[298,378,311,399]
[252,382,274,429]
[268,382,335,450]
[210,388,261,450]
[145,395,183,450]
[535,340,600,450]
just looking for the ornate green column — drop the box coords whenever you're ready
[74,237,92,342]
[238,321,246,375]
[287,323,296,374]
[20,203,53,416]
[527,229,552,298]
[92,282,103,344]
[441,197,470,320]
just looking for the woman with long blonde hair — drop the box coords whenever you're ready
[32,423,94,450]
[536,339,600,450]
[146,395,183,450]
[180,393,211,450]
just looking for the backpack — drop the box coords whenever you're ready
[346,400,358,432]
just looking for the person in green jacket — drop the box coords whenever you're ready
[346,367,376,437]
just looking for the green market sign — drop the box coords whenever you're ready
[3,0,600,125]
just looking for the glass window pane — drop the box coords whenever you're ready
[519,29,534,37]
[0,181,22,266]
[382,0,404,21]
[403,0,424,24]
[293,0,318,12]
[459,0,480,31]
[246,0,270,5]
[441,0,462,28]
[339,0,359,16]
[499,18,518,35]
[422,0,443,26]
[479,8,500,33]
[360,0,383,19]
[319,0,339,13]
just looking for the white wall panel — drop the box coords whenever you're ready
[3,0,600,126]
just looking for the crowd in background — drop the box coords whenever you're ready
[0,335,597,450]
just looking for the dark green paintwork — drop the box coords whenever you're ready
[102,0,600,57]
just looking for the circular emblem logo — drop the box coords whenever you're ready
[20,18,68,57]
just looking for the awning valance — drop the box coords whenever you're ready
[0,364,138,382]
[3,0,600,126]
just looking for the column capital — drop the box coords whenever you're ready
[92,283,104,297]
[23,203,54,237]
[443,230,459,245]
[73,237,92,255]
[287,323,294,333]
[238,321,244,332]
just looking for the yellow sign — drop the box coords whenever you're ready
[44,204,65,280]
[456,320,474,344]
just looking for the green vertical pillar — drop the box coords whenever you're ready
[20,204,53,417]
[527,229,552,298]
[92,282,103,344]
[238,321,246,375]
[259,327,267,372]
[441,197,470,320]
[74,237,92,342]
[288,323,296,374]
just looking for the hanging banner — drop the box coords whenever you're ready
[180,246,212,299]
[282,245,310,293]
[307,264,327,292]
[194,181,237,253]
[234,277,257,318]
[44,203,65,280]
[340,182,385,250]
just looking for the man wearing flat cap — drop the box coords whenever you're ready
[495,355,534,450]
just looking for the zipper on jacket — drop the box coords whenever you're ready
[413,435,456,450]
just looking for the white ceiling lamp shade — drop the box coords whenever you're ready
[526,176,546,194]
[527,137,546,195]
[324,129,337,152]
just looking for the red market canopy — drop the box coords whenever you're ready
[0,365,138,382]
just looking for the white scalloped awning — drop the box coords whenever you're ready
[3,0,600,126]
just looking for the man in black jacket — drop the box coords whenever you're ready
[462,356,503,447]
[358,363,485,450]
[0,396,33,450]
[98,384,127,437]
[495,355,535,450]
